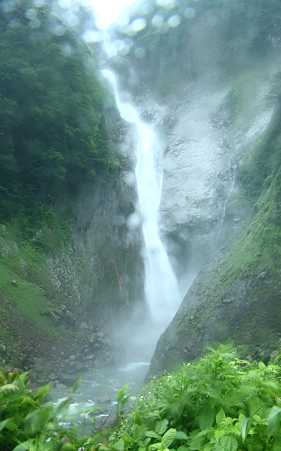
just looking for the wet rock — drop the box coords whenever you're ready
[69,355,77,361]
[85,354,95,360]
[59,374,79,387]
[88,333,98,344]
[73,361,89,372]
[48,373,57,381]
[49,311,60,322]
[55,382,67,389]
[93,396,111,404]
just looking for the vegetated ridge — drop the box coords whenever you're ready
[0,0,142,382]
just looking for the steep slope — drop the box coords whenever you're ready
[0,0,143,380]
[145,7,281,376]
[106,0,281,376]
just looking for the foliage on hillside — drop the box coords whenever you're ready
[3,345,281,450]
[0,0,119,241]
[112,344,281,451]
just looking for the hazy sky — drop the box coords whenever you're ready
[91,0,137,29]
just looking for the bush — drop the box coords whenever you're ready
[0,372,100,451]
[3,345,281,450]
[112,344,281,451]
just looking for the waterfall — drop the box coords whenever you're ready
[102,69,181,329]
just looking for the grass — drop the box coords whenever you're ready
[0,225,69,350]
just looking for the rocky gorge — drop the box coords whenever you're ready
[1,0,281,386]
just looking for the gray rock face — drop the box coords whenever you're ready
[156,57,279,295]
[47,175,144,331]
[140,35,281,376]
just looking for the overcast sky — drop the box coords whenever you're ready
[91,0,137,29]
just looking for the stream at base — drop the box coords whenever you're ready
[50,361,149,432]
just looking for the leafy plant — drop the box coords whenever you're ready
[0,371,100,451]
[112,344,281,451]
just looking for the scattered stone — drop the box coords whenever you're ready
[55,383,67,389]
[85,354,95,360]
[93,396,111,404]
[88,333,98,344]
[80,322,88,329]
[49,311,60,322]
[69,355,77,361]
[73,361,88,372]
[59,374,79,387]
[48,373,57,380]
[257,271,267,279]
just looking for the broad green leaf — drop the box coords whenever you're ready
[134,424,147,440]
[214,430,225,442]
[6,421,17,431]
[62,445,76,451]
[155,419,169,434]
[216,408,226,427]
[0,418,11,431]
[217,436,238,451]
[123,435,135,443]
[268,406,281,436]
[25,407,51,433]
[195,428,214,438]
[198,405,215,430]
[116,384,129,404]
[134,409,142,426]
[12,441,30,451]
[177,446,189,451]
[241,417,252,442]
[149,443,161,451]
[111,441,125,451]
[162,428,177,449]
[55,397,71,416]
[72,377,82,393]
[174,431,188,440]
[0,384,18,393]
[14,373,28,394]
[189,435,206,450]
[120,395,131,407]
[203,443,213,451]
[33,385,49,400]
[145,431,162,439]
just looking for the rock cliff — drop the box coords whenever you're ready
[109,0,281,376]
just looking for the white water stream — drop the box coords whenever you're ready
[102,69,181,329]
[50,11,182,423]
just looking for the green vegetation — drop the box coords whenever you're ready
[0,225,70,357]
[112,344,281,451]
[3,344,281,450]
[0,371,100,451]
[239,95,281,201]
[0,0,119,244]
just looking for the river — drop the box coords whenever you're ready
[51,361,149,432]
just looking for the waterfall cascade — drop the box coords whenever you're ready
[102,68,181,330]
